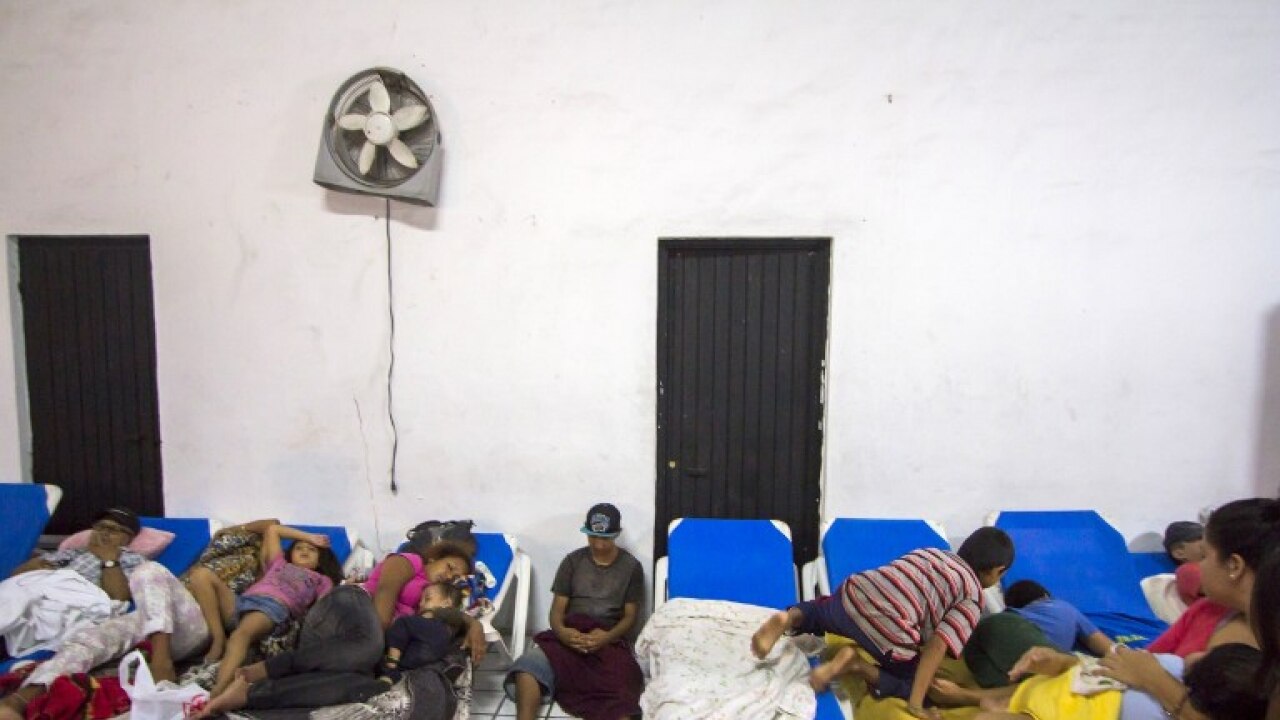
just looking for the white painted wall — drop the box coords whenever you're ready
[2,1,1278,628]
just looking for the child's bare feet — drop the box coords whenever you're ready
[809,645,860,690]
[193,673,251,719]
[929,678,983,706]
[238,662,268,684]
[751,611,791,658]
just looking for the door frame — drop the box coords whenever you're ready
[655,236,832,563]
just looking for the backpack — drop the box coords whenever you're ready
[404,519,477,555]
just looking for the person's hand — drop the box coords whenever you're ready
[463,620,488,664]
[1095,646,1167,692]
[306,533,331,549]
[579,628,610,653]
[557,627,586,651]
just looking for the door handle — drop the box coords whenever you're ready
[685,467,708,478]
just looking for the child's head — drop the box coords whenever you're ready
[288,541,344,585]
[1182,643,1267,720]
[1164,521,1206,565]
[956,527,1015,588]
[419,582,463,614]
[1002,580,1050,609]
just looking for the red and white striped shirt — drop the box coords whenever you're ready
[839,548,983,662]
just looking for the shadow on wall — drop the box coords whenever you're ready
[1255,305,1280,498]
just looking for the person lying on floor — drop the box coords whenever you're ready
[192,538,484,718]
[1001,579,1114,656]
[939,642,1266,720]
[378,582,469,684]
[189,523,343,700]
[0,507,209,720]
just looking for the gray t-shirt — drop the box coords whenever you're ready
[550,546,645,628]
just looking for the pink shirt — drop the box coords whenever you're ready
[361,552,430,619]
[245,555,334,619]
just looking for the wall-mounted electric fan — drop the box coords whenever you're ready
[313,67,442,206]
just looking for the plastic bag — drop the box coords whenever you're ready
[118,650,209,720]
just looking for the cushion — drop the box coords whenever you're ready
[59,526,175,558]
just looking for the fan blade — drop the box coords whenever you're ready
[393,105,428,131]
[338,114,367,131]
[358,141,377,175]
[367,81,391,114]
[388,138,419,169]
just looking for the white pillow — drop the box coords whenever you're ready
[1141,573,1188,624]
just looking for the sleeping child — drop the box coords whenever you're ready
[379,581,469,683]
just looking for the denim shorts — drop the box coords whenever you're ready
[503,644,555,702]
[235,593,291,627]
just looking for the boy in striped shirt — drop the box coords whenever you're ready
[751,527,1014,720]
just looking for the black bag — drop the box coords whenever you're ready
[405,519,476,555]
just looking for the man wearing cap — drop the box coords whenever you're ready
[10,507,148,598]
[1,508,208,720]
[505,502,645,720]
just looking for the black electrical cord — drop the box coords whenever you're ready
[385,199,399,494]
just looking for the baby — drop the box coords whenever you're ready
[380,582,469,683]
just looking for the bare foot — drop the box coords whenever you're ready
[751,611,791,658]
[809,645,858,690]
[238,662,268,684]
[929,678,981,707]
[205,638,226,663]
[194,674,250,719]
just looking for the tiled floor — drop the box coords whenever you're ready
[470,646,572,719]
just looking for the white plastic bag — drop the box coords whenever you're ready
[118,650,209,720]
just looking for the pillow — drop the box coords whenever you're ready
[1140,573,1189,624]
[59,527,176,558]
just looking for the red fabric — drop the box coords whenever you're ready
[24,674,88,720]
[1146,597,1232,657]
[87,677,129,720]
[534,614,643,720]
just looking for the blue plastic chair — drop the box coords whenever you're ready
[805,517,950,599]
[473,531,531,659]
[653,517,848,719]
[991,510,1168,647]
[0,483,62,577]
[139,516,219,576]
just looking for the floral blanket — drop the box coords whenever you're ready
[635,598,816,720]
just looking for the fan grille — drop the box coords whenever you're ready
[326,70,439,188]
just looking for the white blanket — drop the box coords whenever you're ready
[636,598,816,720]
[0,568,124,656]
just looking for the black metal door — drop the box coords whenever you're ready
[656,238,831,565]
[18,236,164,533]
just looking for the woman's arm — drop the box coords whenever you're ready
[1097,646,1208,720]
[370,554,414,629]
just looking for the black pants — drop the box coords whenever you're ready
[246,586,386,709]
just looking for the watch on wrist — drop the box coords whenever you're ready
[101,559,119,569]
